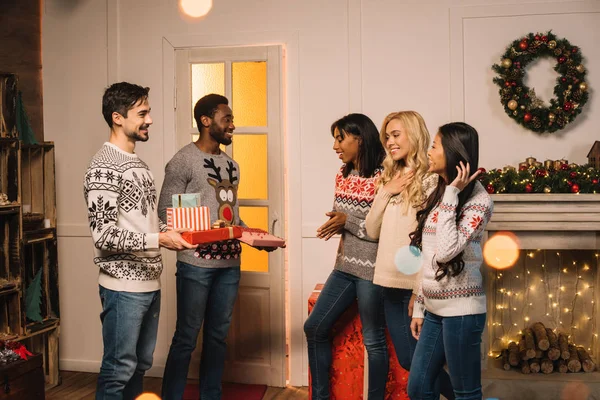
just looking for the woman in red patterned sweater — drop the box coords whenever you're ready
[304,113,386,399]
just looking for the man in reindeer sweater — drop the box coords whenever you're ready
[158,94,274,400]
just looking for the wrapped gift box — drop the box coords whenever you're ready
[239,227,285,248]
[308,284,409,400]
[167,206,211,231]
[181,226,242,245]
[172,193,201,208]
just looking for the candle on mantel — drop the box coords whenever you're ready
[554,160,562,170]
[519,162,529,170]
[534,161,543,168]
[544,160,553,169]
[526,157,537,165]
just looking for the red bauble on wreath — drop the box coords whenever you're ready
[492,31,589,134]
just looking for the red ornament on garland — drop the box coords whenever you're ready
[563,101,573,111]
[525,183,534,193]
[593,179,599,185]
[534,35,541,41]
[504,81,511,87]
[535,169,547,177]
[572,47,578,53]
[571,183,580,193]
[542,35,548,42]
[569,171,578,179]
[519,40,529,51]
[486,184,495,194]
[524,113,533,123]
[511,82,517,87]
[567,180,574,187]
[561,77,568,83]
[560,164,569,171]
[558,56,567,64]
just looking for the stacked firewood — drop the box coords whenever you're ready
[500,322,596,374]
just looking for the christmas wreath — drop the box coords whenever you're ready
[492,31,589,133]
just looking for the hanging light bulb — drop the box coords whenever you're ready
[180,0,213,18]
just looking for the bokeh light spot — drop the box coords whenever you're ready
[484,231,520,270]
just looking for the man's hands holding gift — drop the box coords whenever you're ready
[159,229,195,250]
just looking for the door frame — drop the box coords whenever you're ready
[161,32,305,386]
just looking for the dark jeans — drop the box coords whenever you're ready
[408,311,486,400]
[382,288,454,400]
[96,286,161,400]
[304,270,388,400]
[161,262,241,400]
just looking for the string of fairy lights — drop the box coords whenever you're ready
[490,250,598,356]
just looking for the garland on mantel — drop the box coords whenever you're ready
[479,157,600,194]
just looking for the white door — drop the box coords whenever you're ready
[174,46,286,387]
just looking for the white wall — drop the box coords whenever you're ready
[43,0,600,386]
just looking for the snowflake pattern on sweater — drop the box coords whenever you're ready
[413,182,493,318]
[333,167,381,281]
[84,143,165,283]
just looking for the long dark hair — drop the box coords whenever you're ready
[330,113,385,178]
[409,122,480,281]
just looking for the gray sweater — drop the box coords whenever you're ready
[158,143,245,268]
[332,167,381,281]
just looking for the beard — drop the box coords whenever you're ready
[209,121,232,146]
[125,125,150,142]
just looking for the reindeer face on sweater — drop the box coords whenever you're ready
[203,157,239,224]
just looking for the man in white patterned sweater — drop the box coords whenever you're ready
[84,82,194,400]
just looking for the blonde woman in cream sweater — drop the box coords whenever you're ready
[366,111,454,400]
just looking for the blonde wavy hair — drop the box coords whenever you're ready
[378,111,431,213]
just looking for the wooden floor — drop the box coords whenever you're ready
[46,371,309,400]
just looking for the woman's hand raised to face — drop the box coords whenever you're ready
[449,161,481,192]
[383,170,414,196]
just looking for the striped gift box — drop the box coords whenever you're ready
[166,207,211,231]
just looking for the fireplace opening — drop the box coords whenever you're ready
[487,249,598,375]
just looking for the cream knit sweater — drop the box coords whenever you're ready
[365,173,438,290]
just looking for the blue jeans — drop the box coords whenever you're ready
[96,286,161,400]
[408,312,486,400]
[161,261,241,400]
[383,288,454,400]
[304,270,388,400]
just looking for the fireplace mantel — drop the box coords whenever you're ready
[489,194,600,231]
[487,194,600,250]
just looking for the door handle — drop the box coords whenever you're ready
[271,217,278,234]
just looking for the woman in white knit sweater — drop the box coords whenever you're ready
[408,122,493,400]
[365,111,453,400]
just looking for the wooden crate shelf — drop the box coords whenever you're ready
[0,138,20,205]
[21,142,55,231]
[20,325,60,389]
[23,233,59,329]
[0,209,22,285]
[0,73,18,139]
[0,291,22,340]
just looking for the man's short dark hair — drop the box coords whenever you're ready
[193,94,229,130]
[102,82,150,128]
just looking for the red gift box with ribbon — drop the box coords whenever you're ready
[166,207,211,231]
[181,226,242,245]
